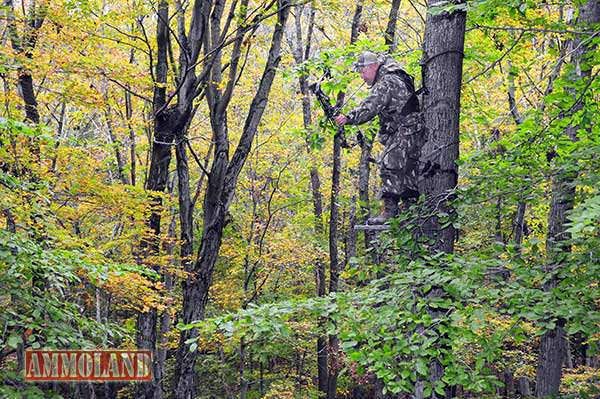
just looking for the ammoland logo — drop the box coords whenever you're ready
[24,350,152,382]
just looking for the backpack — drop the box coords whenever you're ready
[389,68,428,149]
[393,69,421,117]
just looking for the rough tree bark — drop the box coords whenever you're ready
[418,0,466,397]
[327,113,342,399]
[419,0,465,254]
[535,2,599,396]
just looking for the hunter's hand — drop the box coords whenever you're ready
[335,115,348,126]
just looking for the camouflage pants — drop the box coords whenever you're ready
[377,113,424,199]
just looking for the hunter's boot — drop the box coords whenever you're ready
[367,195,399,225]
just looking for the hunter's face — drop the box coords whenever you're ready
[360,63,378,85]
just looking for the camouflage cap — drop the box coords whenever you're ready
[352,51,382,71]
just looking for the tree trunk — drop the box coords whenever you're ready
[157,213,176,399]
[135,110,176,399]
[384,0,402,52]
[535,2,599,397]
[105,106,129,185]
[518,376,531,397]
[50,101,67,173]
[124,65,137,186]
[346,196,357,264]
[513,201,526,247]
[135,1,172,397]
[502,368,515,398]
[418,0,466,397]
[327,128,342,399]
[419,0,466,254]
[17,72,40,124]
[358,138,374,251]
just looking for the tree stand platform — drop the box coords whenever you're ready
[353,224,391,231]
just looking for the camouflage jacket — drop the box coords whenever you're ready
[346,57,418,140]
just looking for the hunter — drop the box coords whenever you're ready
[335,51,424,224]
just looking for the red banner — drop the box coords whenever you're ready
[24,350,152,382]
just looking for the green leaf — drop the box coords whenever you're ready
[341,340,358,349]
[416,359,428,376]
[7,335,22,349]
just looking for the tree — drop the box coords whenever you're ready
[418,0,466,397]
[536,1,599,396]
